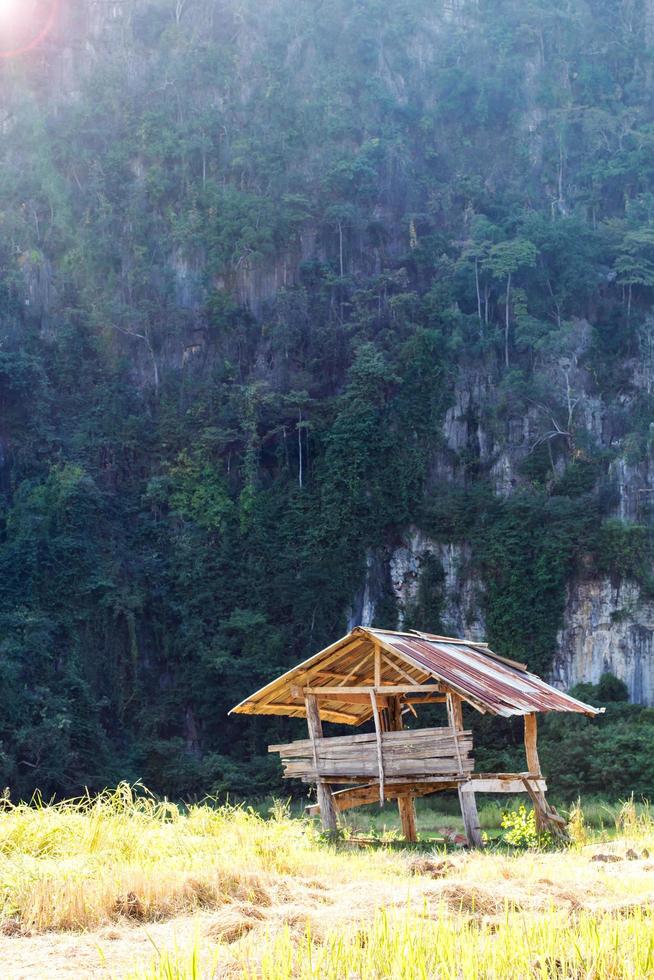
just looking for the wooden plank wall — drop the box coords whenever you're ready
[270,727,474,782]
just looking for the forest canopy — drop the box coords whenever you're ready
[1,0,654,800]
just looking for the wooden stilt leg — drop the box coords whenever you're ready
[523,712,557,833]
[447,691,482,848]
[369,692,385,806]
[522,713,567,838]
[524,713,541,776]
[397,795,418,842]
[458,785,483,847]
[390,697,418,842]
[305,695,338,833]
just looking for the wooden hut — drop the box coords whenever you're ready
[230,626,601,844]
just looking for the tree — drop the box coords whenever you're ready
[458,237,491,334]
[614,228,654,319]
[483,239,538,367]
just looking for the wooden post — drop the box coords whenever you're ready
[397,795,418,842]
[447,692,482,848]
[374,644,382,688]
[458,785,482,847]
[390,697,418,842]
[448,692,464,731]
[524,711,547,832]
[305,695,338,832]
[369,691,385,805]
[524,713,541,775]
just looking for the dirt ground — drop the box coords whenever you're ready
[0,871,424,979]
[0,914,212,978]
[2,841,653,979]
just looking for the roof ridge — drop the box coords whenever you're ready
[409,629,488,646]
[368,627,477,644]
[402,629,529,673]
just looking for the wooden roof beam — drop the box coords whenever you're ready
[243,702,362,724]
[250,636,368,708]
[333,649,375,687]
[298,685,442,696]
[296,691,393,706]
[381,652,428,685]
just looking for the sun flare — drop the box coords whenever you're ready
[0,0,17,20]
[0,0,59,58]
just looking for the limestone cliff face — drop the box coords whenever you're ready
[431,321,603,496]
[350,530,485,640]
[424,326,654,703]
[350,322,654,704]
[355,532,654,705]
[388,530,485,640]
[347,551,387,632]
[553,579,654,704]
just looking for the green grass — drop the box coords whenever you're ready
[336,793,633,843]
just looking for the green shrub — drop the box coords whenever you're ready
[501,805,553,850]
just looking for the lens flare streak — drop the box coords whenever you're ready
[0,0,59,59]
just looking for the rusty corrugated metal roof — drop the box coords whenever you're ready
[370,629,599,717]
[230,626,601,722]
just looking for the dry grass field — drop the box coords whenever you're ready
[1,786,654,978]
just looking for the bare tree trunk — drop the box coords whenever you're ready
[546,278,561,327]
[146,333,160,393]
[505,272,511,368]
[558,137,565,212]
[547,437,556,478]
[110,324,159,394]
[644,324,654,395]
[563,368,578,451]
[305,423,310,482]
[297,408,303,489]
[338,221,344,278]
[475,257,482,334]
[282,426,289,469]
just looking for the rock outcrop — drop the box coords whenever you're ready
[553,578,654,705]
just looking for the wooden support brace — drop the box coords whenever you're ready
[521,777,568,839]
[335,650,374,687]
[381,652,425,685]
[294,690,392,706]
[305,780,457,816]
[472,776,547,794]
